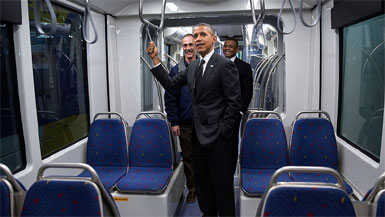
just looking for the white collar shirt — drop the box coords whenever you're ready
[230,56,236,62]
[200,49,215,76]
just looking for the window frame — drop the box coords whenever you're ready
[337,15,384,162]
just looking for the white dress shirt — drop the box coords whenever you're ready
[230,56,236,62]
[200,49,215,76]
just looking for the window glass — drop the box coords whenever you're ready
[338,14,385,161]
[28,1,90,158]
[0,23,27,173]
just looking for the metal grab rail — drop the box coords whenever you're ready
[140,56,166,113]
[93,112,124,121]
[34,0,57,35]
[136,111,167,120]
[269,166,346,191]
[277,0,296,34]
[364,172,385,202]
[0,163,25,192]
[250,0,265,27]
[299,0,321,27]
[139,0,167,32]
[82,0,98,44]
[262,53,285,110]
[247,110,282,121]
[294,110,331,121]
[164,53,178,65]
[257,55,278,110]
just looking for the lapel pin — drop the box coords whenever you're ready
[210,65,213,67]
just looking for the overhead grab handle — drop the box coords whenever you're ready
[250,0,265,27]
[299,0,321,27]
[277,0,297,34]
[34,0,57,35]
[139,0,167,32]
[82,0,98,44]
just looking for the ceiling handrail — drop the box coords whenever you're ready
[299,0,322,27]
[250,0,265,27]
[82,0,98,44]
[139,0,167,32]
[277,0,297,35]
[34,0,57,35]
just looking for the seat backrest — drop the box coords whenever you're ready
[87,119,128,167]
[260,185,356,217]
[129,118,172,168]
[1,179,13,216]
[0,163,27,217]
[290,118,338,169]
[374,189,385,217]
[21,163,120,217]
[241,118,288,169]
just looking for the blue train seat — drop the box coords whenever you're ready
[21,163,120,217]
[0,163,26,217]
[256,166,356,217]
[116,117,173,194]
[79,113,129,190]
[289,111,353,194]
[363,172,385,217]
[240,111,291,196]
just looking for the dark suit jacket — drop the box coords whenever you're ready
[151,53,241,146]
[234,58,253,114]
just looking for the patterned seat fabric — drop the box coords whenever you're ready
[117,119,173,193]
[21,180,102,217]
[375,190,385,217]
[1,180,12,217]
[262,186,356,217]
[241,169,291,195]
[290,118,353,194]
[240,119,289,196]
[81,119,128,189]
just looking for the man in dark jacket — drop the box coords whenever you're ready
[164,34,197,203]
[223,38,253,176]
[147,23,241,216]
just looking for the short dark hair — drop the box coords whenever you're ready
[195,23,216,36]
[225,38,238,48]
[182,33,193,40]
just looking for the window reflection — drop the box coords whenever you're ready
[29,1,90,158]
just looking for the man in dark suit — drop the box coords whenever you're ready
[147,23,241,216]
[223,38,253,176]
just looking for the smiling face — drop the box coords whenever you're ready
[193,25,217,58]
[223,39,238,59]
[182,35,196,63]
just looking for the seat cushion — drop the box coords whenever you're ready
[116,167,172,193]
[291,173,353,195]
[241,168,291,196]
[78,166,127,190]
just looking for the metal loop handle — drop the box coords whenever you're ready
[247,110,282,121]
[34,0,57,35]
[38,163,99,182]
[294,110,331,121]
[82,0,98,44]
[93,112,124,121]
[136,111,167,120]
[250,0,265,27]
[0,163,25,192]
[277,0,297,35]
[299,0,321,27]
[139,0,167,32]
[269,166,346,191]
[364,172,385,202]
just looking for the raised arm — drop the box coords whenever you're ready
[146,42,187,90]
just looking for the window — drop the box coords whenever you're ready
[0,23,27,173]
[29,1,90,158]
[338,14,385,161]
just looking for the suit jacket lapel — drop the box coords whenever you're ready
[197,53,217,99]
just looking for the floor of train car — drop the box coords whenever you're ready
[175,172,240,217]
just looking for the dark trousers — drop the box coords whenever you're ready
[179,123,195,192]
[231,118,242,176]
[192,129,235,217]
